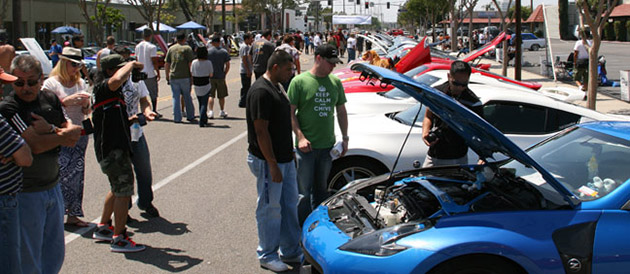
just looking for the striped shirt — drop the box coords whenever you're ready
[0,113,25,195]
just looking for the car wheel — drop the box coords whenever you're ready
[530,44,540,51]
[327,157,389,193]
[428,255,526,274]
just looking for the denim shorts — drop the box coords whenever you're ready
[98,149,135,197]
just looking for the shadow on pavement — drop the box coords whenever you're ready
[124,246,203,272]
[127,215,191,236]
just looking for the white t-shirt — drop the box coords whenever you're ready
[574,39,593,60]
[347,37,356,49]
[42,76,88,126]
[135,40,158,78]
[122,79,150,141]
[191,59,214,96]
[313,35,322,47]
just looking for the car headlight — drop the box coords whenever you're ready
[339,222,429,256]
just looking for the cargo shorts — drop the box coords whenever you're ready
[98,149,135,197]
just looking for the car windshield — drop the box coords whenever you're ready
[501,126,630,201]
[382,73,442,99]
[391,103,426,127]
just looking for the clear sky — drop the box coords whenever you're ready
[325,0,563,23]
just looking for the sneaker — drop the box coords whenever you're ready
[219,110,228,119]
[110,231,146,253]
[207,110,214,119]
[260,260,290,272]
[138,204,160,218]
[93,223,114,242]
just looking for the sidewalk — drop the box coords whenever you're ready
[483,59,630,114]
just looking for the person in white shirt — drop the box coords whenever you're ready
[573,31,593,93]
[346,33,357,62]
[135,29,162,118]
[191,47,214,127]
[313,32,322,47]
[96,36,115,71]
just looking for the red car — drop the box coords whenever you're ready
[389,29,404,36]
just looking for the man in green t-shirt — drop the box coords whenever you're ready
[287,44,349,224]
[165,32,195,123]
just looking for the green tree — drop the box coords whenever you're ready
[371,16,381,30]
[78,0,112,44]
[91,4,126,35]
[508,5,532,20]
[614,21,625,41]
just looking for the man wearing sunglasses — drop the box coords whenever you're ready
[0,55,82,273]
[422,60,483,167]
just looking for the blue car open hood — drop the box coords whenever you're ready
[351,64,580,206]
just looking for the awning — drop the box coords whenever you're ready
[136,22,177,33]
[176,21,207,30]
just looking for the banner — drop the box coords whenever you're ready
[332,15,372,25]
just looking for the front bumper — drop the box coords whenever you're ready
[302,205,440,274]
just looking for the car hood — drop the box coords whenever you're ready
[351,63,580,206]
[462,32,508,62]
[394,36,431,73]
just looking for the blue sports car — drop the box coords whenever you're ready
[301,64,630,274]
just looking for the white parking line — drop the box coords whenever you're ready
[64,131,248,245]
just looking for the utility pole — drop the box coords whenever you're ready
[234,0,237,33]
[12,0,21,46]
[515,0,522,80]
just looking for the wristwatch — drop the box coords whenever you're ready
[49,124,57,133]
[342,136,349,141]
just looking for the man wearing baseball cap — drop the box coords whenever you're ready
[91,54,146,253]
[287,44,349,224]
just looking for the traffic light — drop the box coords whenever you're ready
[304,15,308,22]
[365,1,369,9]
[387,2,390,8]
[356,0,360,5]
[328,0,332,5]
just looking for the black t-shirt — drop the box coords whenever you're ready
[246,76,293,163]
[92,80,131,162]
[0,90,66,192]
[251,39,275,75]
[427,82,483,160]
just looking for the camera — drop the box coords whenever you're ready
[82,118,94,135]
[425,128,443,143]
[131,68,148,82]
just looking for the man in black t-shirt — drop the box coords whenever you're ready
[91,54,146,253]
[422,61,482,167]
[0,55,82,274]
[245,50,302,272]
[250,30,276,79]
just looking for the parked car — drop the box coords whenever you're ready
[511,32,546,51]
[327,64,625,192]
[303,63,630,274]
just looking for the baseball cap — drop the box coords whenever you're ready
[315,44,343,64]
[100,54,128,71]
[0,67,17,83]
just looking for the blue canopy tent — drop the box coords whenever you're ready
[176,21,207,30]
[51,26,81,34]
[135,22,177,33]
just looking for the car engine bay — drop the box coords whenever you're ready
[327,164,555,239]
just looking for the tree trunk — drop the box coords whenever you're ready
[12,0,20,46]
[501,24,509,76]
[450,8,457,51]
[587,37,600,109]
[468,8,473,50]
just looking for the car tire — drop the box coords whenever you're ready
[530,44,540,51]
[327,157,389,194]
[428,254,526,274]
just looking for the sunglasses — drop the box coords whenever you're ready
[452,80,468,87]
[69,61,83,68]
[14,79,40,87]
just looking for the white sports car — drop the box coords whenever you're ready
[330,75,627,192]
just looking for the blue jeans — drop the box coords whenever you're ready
[197,93,210,126]
[348,48,356,62]
[170,78,195,122]
[296,148,332,225]
[0,194,21,274]
[19,184,65,274]
[247,154,302,263]
[131,134,153,209]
